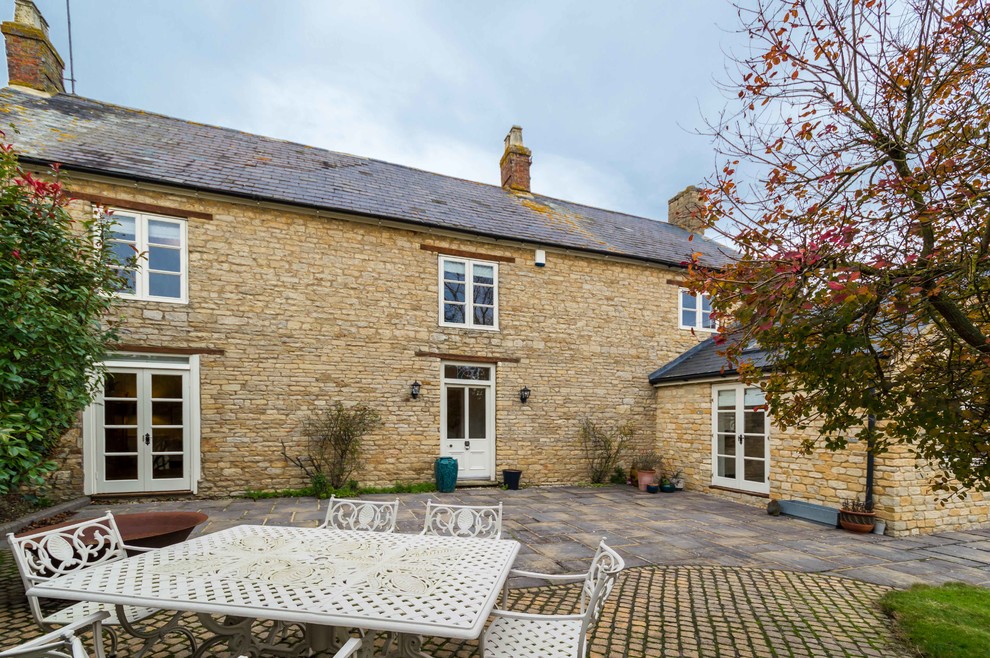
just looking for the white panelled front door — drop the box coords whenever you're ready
[88,362,196,494]
[440,362,495,480]
[711,384,770,494]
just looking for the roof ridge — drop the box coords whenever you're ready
[21,89,728,252]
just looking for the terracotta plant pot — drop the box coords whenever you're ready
[636,469,656,491]
[839,510,876,533]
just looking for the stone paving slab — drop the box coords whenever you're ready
[3,485,989,656]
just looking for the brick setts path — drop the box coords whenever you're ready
[5,486,990,656]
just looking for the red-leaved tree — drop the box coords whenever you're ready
[692,0,990,492]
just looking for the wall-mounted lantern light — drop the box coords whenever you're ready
[410,381,421,399]
[519,386,531,403]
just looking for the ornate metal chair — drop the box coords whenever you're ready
[0,611,109,658]
[420,500,503,539]
[483,539,625,658]
[320,496,400,532]
[6,512,196,658]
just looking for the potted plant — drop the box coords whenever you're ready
[657,457,684,493]
[671,471,685,490]
[631,452,661,491]
[839,498,876,533]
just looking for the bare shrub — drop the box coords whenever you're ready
[282,402,382,493]
[580,418,631,484]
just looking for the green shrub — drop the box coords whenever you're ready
[0,147,131,494]
[609,465,628,484]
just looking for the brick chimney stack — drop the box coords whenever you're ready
[500,126,531,193]
[2,0,65,94]
[667,185,705,235]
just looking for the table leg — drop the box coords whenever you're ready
[392,634,432,658]
[305,624,349,652]
[115,605,197,658]
[195,614,309,657]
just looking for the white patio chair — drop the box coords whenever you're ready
[420,500,503,539]
[7,512,196,658]
[483,538,625,658]
[0,611,109,658]
[320,496,400,532]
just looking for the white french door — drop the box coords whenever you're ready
[440,362,495,480]
[711,384,770,494]
[86,360,197,494]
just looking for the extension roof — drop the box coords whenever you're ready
[648,335,772,385]
[0,88,733,269]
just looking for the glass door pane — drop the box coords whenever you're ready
[742,387,767,484]
[150,373,184,480]
[468,388,487,438]
[715,388,736,477]
[103,373,138,481]
[446,386,465,438]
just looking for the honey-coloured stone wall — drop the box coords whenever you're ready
[655,381,990,536]
[50,175,707,497]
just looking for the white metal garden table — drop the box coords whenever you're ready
[27,524,521,657]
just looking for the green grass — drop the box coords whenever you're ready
[241,481,437,500]
[881,582,990,657]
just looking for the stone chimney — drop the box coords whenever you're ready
[667,185,705,234]
[2,0,65,94]
[500,126,531,193]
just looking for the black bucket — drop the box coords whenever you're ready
[502,469,522,490]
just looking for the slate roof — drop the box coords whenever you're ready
[0,88,733,269]
[648,336,772,385]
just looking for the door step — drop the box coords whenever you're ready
[456,480,498,488]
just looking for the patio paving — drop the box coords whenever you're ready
[3,484,989,656]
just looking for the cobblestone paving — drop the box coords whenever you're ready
[3,485,982,656]
[0,555,904,657]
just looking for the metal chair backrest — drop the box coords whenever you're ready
[576,539,625,654]
[321,496,399,532]
[421,501,503,539]
[6,513,128,625]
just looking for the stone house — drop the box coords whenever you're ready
[0,1,727,497]
[3,0,987,536]
[649,334,990,536]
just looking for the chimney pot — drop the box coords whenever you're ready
[500,125,532,193]
[667,185,705,235]
[2,0,65,94]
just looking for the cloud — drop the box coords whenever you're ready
[227,74,639,215]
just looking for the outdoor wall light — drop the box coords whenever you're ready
[519,386,531,403]
[410,381,422,399]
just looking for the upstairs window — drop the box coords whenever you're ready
[439,256,498,329]
[680,289,715,331]
[108,209,187,303]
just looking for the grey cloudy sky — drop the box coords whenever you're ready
[10,1,743,220]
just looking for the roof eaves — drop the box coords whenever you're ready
[35,157,704,270]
